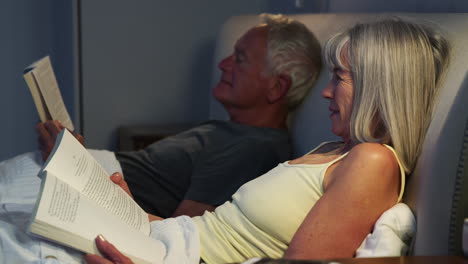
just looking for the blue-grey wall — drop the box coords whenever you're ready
[0,1,75,161]
[269,0,468,13]
[52,0,79,132]
[79,1,275,150]
[325,0,468,12]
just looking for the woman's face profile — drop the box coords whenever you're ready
[321,46,354,142]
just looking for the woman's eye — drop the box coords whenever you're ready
[334,74,343,81]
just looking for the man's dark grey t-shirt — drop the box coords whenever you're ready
[115,120,291,217]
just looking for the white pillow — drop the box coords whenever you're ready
[355,203,416,257]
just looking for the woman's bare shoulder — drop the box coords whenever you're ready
[328,142,400,187]
[346,142,398,167]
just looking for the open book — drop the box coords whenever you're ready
[23,56,74,130]
[28,130,165,264]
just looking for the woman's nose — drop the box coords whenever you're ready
[321,81,334,99]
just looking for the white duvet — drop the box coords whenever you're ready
[0,150,121,264]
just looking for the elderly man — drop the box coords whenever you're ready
[37,14,322,219]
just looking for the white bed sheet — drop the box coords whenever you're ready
[0,150,122,264]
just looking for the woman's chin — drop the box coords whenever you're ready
[331,126,350,141]
[331,129,341,139]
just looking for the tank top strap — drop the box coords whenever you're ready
[323,150,349,169]
[305,140,344,155]
[382,144,406,203]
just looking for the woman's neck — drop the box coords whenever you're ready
[340,140,357,154]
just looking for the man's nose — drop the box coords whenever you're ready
[218,55,233,71]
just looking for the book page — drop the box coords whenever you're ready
[30,172,164,264]
[23,72,51,122]
[31,56,74,130]
[42,130,150,235]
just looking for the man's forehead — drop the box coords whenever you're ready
[234,25,268,53]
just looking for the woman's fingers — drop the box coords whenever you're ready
[84,235,134,264]
[110,172,134,199]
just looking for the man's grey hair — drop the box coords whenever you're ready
[324,18,450,173]
[261,13,322,111]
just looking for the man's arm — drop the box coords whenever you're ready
[171,200,215,217]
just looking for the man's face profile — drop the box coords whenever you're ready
[213,25,274,111]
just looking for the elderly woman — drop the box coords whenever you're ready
[88,18,450,264]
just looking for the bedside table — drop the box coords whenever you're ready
[118,124,196,151]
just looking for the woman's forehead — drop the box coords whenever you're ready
[339,43,351,69]
[325,34,351,72]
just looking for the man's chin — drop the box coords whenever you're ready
[213,94,227,105]
[212,92,231,108]
[212,84,229,99]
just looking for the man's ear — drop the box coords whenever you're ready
[267,73,291,104]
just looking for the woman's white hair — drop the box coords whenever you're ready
[324,18,450,173]
[261,14,322,110]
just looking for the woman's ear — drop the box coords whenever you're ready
[267,74,291,103]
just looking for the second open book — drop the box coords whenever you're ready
[28,130,165,264]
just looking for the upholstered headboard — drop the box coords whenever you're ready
[209,13,468,256]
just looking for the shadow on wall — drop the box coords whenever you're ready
[187,38,217,124]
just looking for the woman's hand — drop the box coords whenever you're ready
[85,235,134,264]
[148,214,163,222]
[109,172,163,222]
[109,172,134,199]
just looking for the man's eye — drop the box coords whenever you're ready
[235,56,243,63]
